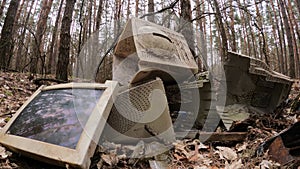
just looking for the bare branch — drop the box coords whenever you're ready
[140,0,179,19]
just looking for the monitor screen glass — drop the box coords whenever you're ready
[7,89,103,149]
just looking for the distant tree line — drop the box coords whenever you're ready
[0,0,299,81]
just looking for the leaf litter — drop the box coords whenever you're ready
[0,71,300,168]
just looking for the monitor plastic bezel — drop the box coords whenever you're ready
[0,81,118,168]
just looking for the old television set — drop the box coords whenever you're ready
[0,81,118,168]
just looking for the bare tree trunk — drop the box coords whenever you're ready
[277,0,288,74]
[195,0,201,29]
[195,0,205,70]
[254,3,269,65]
[30,0,53,74]
[209,12,213,66]
[211,0,227,61]
[94,0,105,82]
[77,0,85,58]
[9,0,27,70]
[228,0,236,52]
[56,0,76,81]
[244,0,257,58]
[88,0,92,36]
[96,0,103,30]
[279,0,295,78]
[201,0,206,35]
[295,0,300,14]
[13,0,25,28]
[93,0,97,30]
[47,0,64,74]
[126,0,131,20]
[15,0,35,71]
[254,2,263,59]
[270,0,284,73]
[248,21,257,58]
[82,14,88,48]
[267,5,280,71]
[22,33,32,72]
[0,0,20,70]
[0,0,6,19]
[180,0,194,52]
[238,5,248,55]
[287,0,300,77]
[148,0,154,22]
[114,0,122,36]
[135,0,139,17]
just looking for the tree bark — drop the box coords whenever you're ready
[209,12,213,66]
[93,0,97,30]
[276,0,288,74]
[126,0,131,20]
[13,0,25,29]
[279,0,295,78]
[47,0,64,74]
[287,0,300,77]
[148,0,154,22]
[180,0,194,52]
[195,0,205,70]
[228,0,236,52]
[253,3,269,65]
[88,0,92,36]
[243,0,257,58]
[201,0,206,34]
[270,0,284,73]
[77,0,85,57]
[295,0,300,14]
[211,0,228,61]
[135,0,139,17]
[15,0,36,71]
[114,0,122,36]
[254,2,263,59]
[238,4,248,55]
[0,0,6,19]
[56,0,76,81]
[96,0,103,30]
[0,0,20,70]
[10,0,27,70]
[195,0,201,30]
[30,0,53,74]
[267,5,279,70]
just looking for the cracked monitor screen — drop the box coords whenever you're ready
[7,89,103,149]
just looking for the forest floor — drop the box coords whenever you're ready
[0,71,299,169]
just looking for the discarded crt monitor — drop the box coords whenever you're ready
[113,18,216,130]
[113,18,198,85]
[223,51,293,112]
[103,78,175,145]
[0,81,118,168]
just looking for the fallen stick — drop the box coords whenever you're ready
[175,131,247,142]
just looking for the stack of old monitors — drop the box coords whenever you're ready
[0,81,118,168]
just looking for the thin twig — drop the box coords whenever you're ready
[139,0,180,19]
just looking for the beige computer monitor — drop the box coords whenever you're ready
[104,78,175,146]
[0,81,118,168]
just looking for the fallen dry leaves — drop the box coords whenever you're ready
[0,71,299,169]
[0,72,38,168]
[0,72,37,118]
